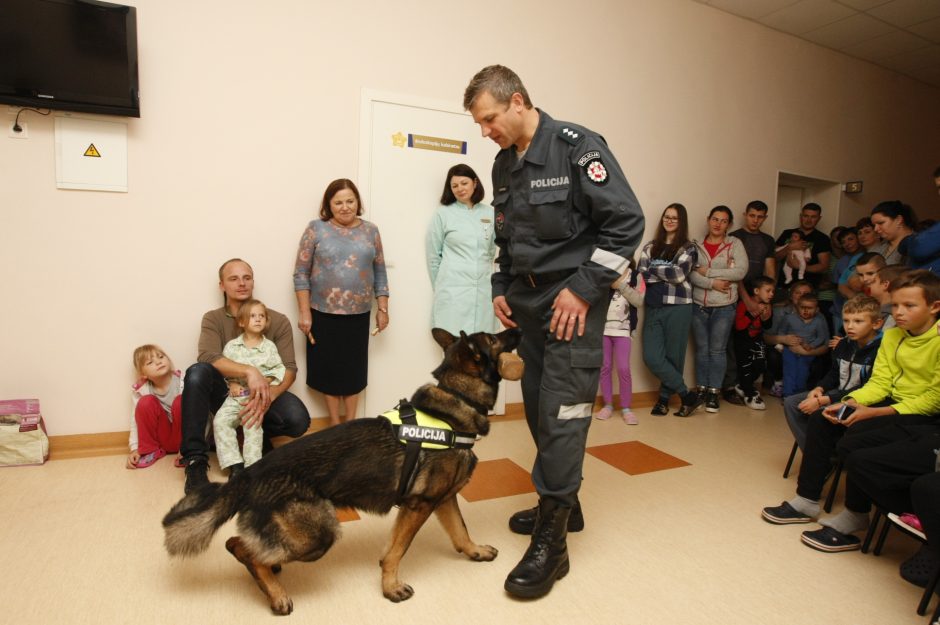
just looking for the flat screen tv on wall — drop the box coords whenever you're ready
[0,0,140,118]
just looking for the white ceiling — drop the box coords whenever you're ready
[692,0,940,88]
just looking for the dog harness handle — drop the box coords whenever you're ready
[396,399,420,501]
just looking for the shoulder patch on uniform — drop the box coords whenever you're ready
[577,151,601,167]
[558,127,583,145]
[581,155,609,186]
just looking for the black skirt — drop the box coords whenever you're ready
[306,309,371,395]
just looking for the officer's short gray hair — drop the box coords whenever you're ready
[463,65,533,110]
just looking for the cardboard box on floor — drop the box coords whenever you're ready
[0,399,49,466]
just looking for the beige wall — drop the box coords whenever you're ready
[2,0,938,436]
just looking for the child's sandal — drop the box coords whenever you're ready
[136,448,167,468]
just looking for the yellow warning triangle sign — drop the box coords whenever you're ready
[84,143,101,157]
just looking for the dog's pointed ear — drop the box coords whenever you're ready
[432,328,457,349]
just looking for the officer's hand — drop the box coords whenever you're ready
[550,288,589,341]
[493,296,518,329]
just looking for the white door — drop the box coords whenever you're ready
[774,184,804,236]
[357,91,503,418]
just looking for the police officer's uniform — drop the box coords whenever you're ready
[490,110,644,507]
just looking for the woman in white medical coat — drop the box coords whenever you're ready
[425,163,498,335]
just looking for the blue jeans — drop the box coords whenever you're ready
[782,350,813,397]
[691,304,736,390]
[783,391,814,450]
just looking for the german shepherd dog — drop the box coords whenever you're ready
[162,327,522,614]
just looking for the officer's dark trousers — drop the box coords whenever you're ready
[180,362,311,462]
[506,277,605,507]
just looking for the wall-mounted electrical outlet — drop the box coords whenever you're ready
[8,120,28,139]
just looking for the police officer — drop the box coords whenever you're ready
[463,65,644,598]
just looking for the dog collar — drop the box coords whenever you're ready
[435,383,491,416]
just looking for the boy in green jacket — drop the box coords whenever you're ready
[800,270,940,551]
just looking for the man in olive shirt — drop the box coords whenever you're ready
[181,258,310,493]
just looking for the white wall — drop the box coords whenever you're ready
[2,0,938,436]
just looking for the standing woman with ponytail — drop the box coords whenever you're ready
[689,205,748,414]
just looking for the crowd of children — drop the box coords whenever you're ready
[585,189,940,617]
[595,187,939,618]
[762,269,940,555]
[594,195,938,429]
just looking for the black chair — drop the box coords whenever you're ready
[862,508,940,617]
[783,440,798,478]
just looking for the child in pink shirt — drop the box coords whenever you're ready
[127,344,183,469]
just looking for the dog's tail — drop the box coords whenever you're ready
[162,480,243,557]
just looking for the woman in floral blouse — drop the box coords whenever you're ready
[293,179,389,425]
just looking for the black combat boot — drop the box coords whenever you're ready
[504,498,571,598]
[509,499,584,535]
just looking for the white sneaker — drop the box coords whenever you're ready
[733,384,746,399]
[745,395,767,411]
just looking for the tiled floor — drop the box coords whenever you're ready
[585,440,690,476]
[460,458,535,502]
[345,441,691,509]
[1,400,933,625]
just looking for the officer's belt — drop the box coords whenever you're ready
[522,268,577,288]
[380,400,476,502]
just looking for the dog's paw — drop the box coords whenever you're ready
[467,544,498,562]
[270,596,293,615]
[383,582,415,602]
